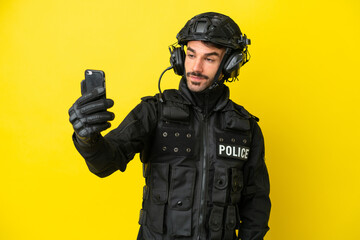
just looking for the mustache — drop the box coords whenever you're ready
[186,72,209,80]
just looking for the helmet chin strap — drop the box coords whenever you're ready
[208,48,231,90]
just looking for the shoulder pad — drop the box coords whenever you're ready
[141,95,157,102]
[249,113,260,122]
[163,89,190,104]
[233,103,260,122]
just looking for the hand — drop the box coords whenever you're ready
[68,87,115,143]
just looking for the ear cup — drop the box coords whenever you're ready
[170,46,186,76]
[223,51,245,78]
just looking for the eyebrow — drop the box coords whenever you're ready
[187,47,221,57]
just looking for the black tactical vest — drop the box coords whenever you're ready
[138,89,255,240]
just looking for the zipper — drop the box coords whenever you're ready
[197,112,209,240]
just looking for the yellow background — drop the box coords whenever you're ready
[1,0,359,239]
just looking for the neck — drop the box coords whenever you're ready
[179,77,228,115]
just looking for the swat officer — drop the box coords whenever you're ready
[69,12,271,240]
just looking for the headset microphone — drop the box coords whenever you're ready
[158,66,173,102]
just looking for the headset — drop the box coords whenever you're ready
[158,12,251,101]
[169,39,250,81]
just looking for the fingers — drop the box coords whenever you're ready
[68,105,74,115]
[77,87,106,106]
[71,111,114,137]
[86,111,115,124]
[72,112,114,130]
[80,98,114,115]
[68,88,115,138]
[73,121,112,139]
[68,105,77,123]
[77,123,111,138]
[90,122,111,134]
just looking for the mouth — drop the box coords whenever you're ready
[189,77,204,86]
[187,72,209,83]
[189,75,204,82]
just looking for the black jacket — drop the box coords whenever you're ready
[73,78,271,240]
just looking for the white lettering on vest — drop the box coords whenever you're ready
[219,145,225,155]
[226,146,231,156]
[217,143,250,160]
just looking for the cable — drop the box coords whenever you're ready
[158,66,173,102]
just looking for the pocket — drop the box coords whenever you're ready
[169,209,192,237]
[212,166,229,204]
[209,205,225,240]
[168,166,196,237]
[151,163,170,204]
[230,168,243,204]
[169,166,196,210]
[224,205,237,240]
[146,163,170,234]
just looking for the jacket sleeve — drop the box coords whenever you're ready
[238,120,271,240]
[72,97,158,178]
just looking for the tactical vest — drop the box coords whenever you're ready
[138,89,255,240]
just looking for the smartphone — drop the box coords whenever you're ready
[81,69,106,97]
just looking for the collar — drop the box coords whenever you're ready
[178,77,230,114]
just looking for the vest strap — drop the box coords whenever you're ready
[230,168,243,204]
[224,205,237,239]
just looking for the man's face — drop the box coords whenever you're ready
[184,41,226,92]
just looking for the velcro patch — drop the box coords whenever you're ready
[217,143,250,160]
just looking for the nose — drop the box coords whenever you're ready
[192,58,203,73]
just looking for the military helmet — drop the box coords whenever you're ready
[176,12,249,50]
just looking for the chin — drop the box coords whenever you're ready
[189,86,206,92]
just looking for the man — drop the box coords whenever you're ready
[69,12,271,240]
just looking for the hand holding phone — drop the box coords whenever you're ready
[68,69,115,143]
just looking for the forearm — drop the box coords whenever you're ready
[72,97,158,177]
[72,133,126,177]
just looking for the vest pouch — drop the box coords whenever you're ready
[162,104,189,123]
[224,205,237,239]
[209,205,225,240]
[147,163,170,234]
[168,166,196,237]
[212,166,229,204]
[161,90,190,124]
[230,168,243,204]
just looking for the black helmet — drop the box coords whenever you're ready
[176,12,250,50]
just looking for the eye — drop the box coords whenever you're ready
[205,58,215,63]
[187,54,195,58]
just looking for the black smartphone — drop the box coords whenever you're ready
[81,69,106,97]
